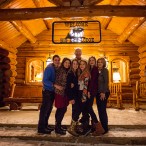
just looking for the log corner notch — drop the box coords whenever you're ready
[0,40,17,54]
[0,5,146,21]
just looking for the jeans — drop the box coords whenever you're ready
[55,107,67,124]
[96,92,110,132]
[87,96,98,123]
[78,90,90,124]
[38,90,55,130]
[72,98,82,122]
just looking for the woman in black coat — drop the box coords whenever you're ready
[66,59,80,136]
[88,56,105,136]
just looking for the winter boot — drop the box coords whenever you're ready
[61,125,67,131]
[67,120,79,137]
[91,120,96,133]
[46,125,54,132]
[55,122,66,135]
[76,121,84,135]
[92,122,105,136]
[82,121,91,136]
[76,121,91,136]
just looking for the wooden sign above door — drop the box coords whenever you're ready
[52,21,101,44]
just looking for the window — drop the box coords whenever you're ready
[26,58,45,84]
[112,59,126,83]
[108,56,130,84]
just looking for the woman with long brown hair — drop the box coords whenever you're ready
[88,56,105,135]
[54,57,71,135]
[96,57,110,134]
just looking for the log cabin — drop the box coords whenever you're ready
[0,0,146,110]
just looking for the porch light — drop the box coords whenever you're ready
[46,53,52,65]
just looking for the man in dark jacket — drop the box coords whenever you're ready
[38,55,60,134]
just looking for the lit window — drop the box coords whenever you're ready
[29,60,43,82]
[26,59,44,84]
[112,60,127,83]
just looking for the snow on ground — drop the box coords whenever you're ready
[0,104,146,125]
[0,104,146,146]
[0,126,146,137]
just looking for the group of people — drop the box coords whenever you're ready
[38,48,110,136]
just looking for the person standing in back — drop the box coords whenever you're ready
[38,55,61,134]
[74,48,90,126]
[74,47,82,62]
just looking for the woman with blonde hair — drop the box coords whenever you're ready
[76,59,91,135]
[66,59,80,136]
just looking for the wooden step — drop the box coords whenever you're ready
[0,124,146,145]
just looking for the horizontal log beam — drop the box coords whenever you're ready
[15,79,25,84]
[19,40,136,48]
[0,5,146,21]
[17,45,138,53]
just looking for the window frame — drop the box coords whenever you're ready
[108,56,130,85]
[25,58,46,85]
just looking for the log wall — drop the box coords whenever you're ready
[15,57,26,84]
[138,43,146,82]
[0,48,17,106]
[123,53,140,102]
[15,29,140,105]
